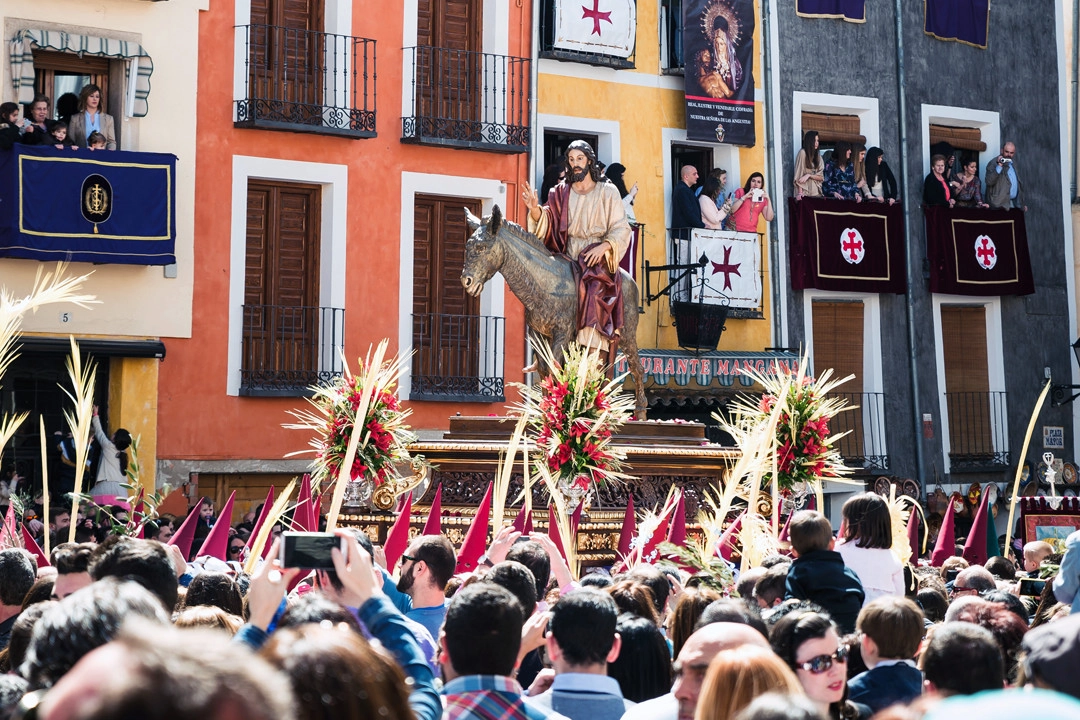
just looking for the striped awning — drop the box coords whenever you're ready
[10,29,154,118]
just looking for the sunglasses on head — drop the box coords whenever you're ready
[796,645,849,674]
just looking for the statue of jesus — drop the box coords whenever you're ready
[521,140,632,358]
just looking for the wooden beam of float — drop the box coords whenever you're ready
[336,416,741,567]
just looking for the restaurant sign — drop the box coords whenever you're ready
[615,350,800,388]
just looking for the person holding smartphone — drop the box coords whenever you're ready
[729,171,775,233]
[984,141,1026,211]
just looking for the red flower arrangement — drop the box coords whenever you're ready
[518,343,635,505]
[286,350,421,503]
[738,364,852,492]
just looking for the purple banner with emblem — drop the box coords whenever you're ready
[924,0,990,49]
[682,0,755,146]
[788,197,906,293]
[795,0,865,23]
[924,206,1033,296]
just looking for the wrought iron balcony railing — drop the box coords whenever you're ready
[410,313,505,402]
[241,305,345,396]
[401,46,530,153]
[235,24,376,138]
[827,392,889,472]
[945,390,1010,469]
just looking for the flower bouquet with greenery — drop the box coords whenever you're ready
[286,341,425,513]
[718,355,854,522]
[517,341,635,509]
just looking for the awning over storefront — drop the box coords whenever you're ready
[11,28,154,117]
[17,337,166,359]
[616,349,800,389]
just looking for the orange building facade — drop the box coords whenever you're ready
[157,0,533,509]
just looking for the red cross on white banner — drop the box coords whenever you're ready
[975,234,997,270]
[840,228,865,265]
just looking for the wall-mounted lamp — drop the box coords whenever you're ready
[1050,337,1080,406]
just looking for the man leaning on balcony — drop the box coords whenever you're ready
[985,142,1026,212]
[521,140,631,361]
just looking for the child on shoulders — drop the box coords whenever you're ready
[835,492,905,605]
[784,510,865,633]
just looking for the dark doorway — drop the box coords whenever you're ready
[0,352,110,495]
[544,131,601,171]
[671,144,712,191]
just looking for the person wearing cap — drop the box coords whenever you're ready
[1021,611,1080,699]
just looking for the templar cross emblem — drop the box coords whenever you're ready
[581,0,612,35]
[975,235,997,270]
[840,228,865,265]
[709,245,742,291]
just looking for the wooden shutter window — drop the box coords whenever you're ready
[941,306,989,393]
[802,112,866,145]
[941,305,992,456]
[929,124,987,152]
[412,195,484,391]
[812,300,864,460]
[811,301,864,394]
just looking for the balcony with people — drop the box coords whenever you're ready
[0,99,176,265]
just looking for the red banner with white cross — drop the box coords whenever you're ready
[788,197,906,293]
[923,206,1034,296]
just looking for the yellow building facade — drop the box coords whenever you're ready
[535,0,775,384]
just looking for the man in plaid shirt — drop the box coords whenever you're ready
[440,584,568,720]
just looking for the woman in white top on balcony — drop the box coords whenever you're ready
[835,492,906,606]
[69,84,117,150]
[698,176,729,229]
[90,405,132,499]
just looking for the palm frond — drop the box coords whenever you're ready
[493,413,529,533]
[38,417,51,556]
[244,479,297,574]
[535,461,578,578]
[62,337,97,544]
[0,263,97,380]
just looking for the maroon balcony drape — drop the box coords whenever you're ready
[788,197,906,293]
[924,206,1034,296]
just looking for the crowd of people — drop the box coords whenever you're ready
[0,88,117,152]
[0,486,1077,720]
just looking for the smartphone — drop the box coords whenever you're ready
[279,532,345,570]
[1019,577,1046,597]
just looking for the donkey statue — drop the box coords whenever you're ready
[461,205,647,419]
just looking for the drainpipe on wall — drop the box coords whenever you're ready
[761,0,782,347]
[1073,0,1079,200]
[895,0,927,495]
[525,0,541,380]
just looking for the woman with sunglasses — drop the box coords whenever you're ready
[770,610,869,720]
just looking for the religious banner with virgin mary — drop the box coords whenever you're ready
[683,0,755,146]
